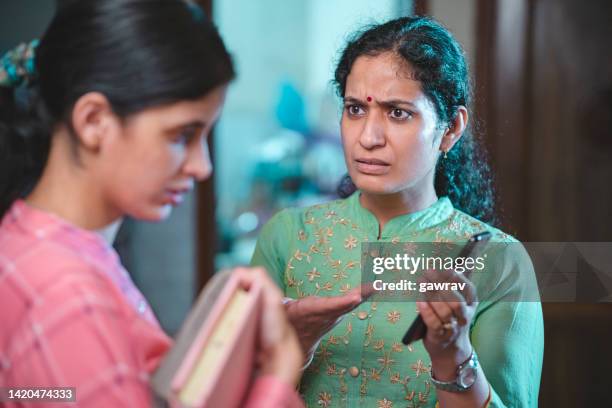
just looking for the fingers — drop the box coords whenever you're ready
[446,299,469,326]
[359,282,377,300]
[289,294,354,324]
[299,287,364,318]
[426,297,454,324]
[419,268,479,334]
[233,266,283,299]
[422,268,477,305]
[286,297,348,353]
[232,266,360,366]
[231,267,296,348]
[448,268,478,305]
[233,267,369,319]
[416,301,445,334]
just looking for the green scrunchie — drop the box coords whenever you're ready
[0,39,39,88]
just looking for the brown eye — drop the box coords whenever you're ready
[389,108,412,120]
[346,104,365,116]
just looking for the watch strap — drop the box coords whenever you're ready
[430,349,479,393]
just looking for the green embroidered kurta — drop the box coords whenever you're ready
[251,192,543,408]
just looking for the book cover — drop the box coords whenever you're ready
[152,271,262,408]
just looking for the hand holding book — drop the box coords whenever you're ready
[234,267,303,387]
[152,267,304,408]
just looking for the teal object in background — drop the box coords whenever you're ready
[275,80,309,134]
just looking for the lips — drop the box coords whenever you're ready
[167,187,192,195]
[164,186,192,206]
[356,158,390,166]
[354,157,390,175]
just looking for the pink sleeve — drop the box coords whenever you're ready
[2,268,171,408]
[243,376,304,408]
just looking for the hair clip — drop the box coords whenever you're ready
[0,39,39,88]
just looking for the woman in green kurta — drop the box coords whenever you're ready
[252,16,543,408]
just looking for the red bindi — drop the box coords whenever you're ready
[367,96,372,102]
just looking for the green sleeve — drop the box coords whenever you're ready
[470,243,544,408]
[250,209,295,291]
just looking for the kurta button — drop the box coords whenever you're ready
[357,311,368,320]
[349,366,360,377]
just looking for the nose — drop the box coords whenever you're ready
[184,138,213,181]
[359,112,386,150]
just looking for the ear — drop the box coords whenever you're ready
[70,92,118,151]
[439,106,469,154]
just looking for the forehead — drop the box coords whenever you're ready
[345,52,423,99]
[126,86,228,129]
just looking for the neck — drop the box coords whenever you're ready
[95,219,123,245]
[359,183,438,236]
[26,131,121,232]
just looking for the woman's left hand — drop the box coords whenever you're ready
[416,268,478,381]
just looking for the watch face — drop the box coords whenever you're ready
[458,366,477,388]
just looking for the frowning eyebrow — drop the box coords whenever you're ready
[344,96,417,108]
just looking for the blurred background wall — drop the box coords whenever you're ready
[0,1,54,53]
[2,0,611,405]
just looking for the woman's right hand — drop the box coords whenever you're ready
[234,267,303,386]
[284,286,371,362]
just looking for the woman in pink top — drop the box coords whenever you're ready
[0,1,303,407]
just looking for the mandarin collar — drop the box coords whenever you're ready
[347,191,454,239]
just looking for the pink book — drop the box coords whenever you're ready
[152,271,263,408]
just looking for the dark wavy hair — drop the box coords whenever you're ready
[334,16,497,225]
[0,0,235,218]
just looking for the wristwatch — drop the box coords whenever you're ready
[430,349,479,392]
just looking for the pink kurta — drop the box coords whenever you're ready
[0,200,303,408]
